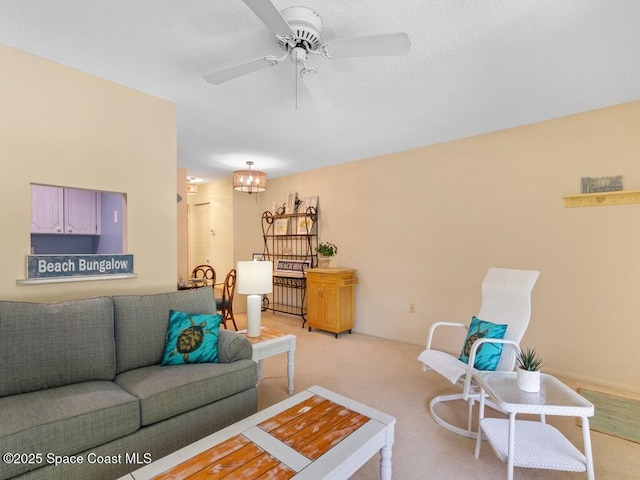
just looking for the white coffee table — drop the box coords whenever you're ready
[241,326,296,395]
[119,385,396,480]
[474,371,595,480]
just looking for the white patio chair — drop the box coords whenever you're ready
[417,267,540,438]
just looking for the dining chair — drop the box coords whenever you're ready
[191,264,216,286]
[216,269,238,330]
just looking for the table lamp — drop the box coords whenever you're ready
[236,260,273,337]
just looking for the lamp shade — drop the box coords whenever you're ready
[233,168,266,194]
[236,261,273,294]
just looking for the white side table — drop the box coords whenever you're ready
[241,326,296,395]
[474,371,594,480]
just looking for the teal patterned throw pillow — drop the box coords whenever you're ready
[161,310,222,365]
[458,316,507,371]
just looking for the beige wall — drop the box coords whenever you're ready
[233,101,640,394]
[0,44,177,301]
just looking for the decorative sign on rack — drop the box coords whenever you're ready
[275,259,312,277]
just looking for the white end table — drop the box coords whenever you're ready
[241,326,296,395]
[474,371,594,480]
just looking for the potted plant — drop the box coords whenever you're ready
[316,242,338,268]
[516,347,543,392]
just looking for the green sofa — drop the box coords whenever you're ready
[0,288,257,480]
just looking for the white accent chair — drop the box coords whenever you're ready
[418,267,540,438]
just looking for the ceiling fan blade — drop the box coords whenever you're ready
[204,57,275,85]
[324,32,411,58]
[297,73,335,112]
[241,0,294,38]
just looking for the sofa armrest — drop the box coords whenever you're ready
[217,330,253,363]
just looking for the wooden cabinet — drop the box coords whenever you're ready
[31,185,101,235]
[306,268,358,338]
[64,188,101,234]
[31,185,64,233]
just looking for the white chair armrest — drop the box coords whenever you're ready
[469,338,521,360]
[462,338,521,400]
[426,321,468,350]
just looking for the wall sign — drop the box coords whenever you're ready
[27,254,134,279]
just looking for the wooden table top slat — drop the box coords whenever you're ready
[150,395,370,479]
[268,402,342,441]
[243,327,289,344]
[254,463,297,480]
[189,442,264,479]
[298,413,370,460]
[276,405,351,451]
[189,448,288,480]
[258,395,327,432]
[151,436,250,479]
[260,395,371,461]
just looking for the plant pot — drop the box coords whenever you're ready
[517,368,540,393]
[318,256,332,268]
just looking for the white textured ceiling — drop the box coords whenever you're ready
[1,1,639,181]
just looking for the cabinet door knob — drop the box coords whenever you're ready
[67,227,73,233]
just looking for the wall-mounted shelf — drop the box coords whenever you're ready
[563,190,640,208]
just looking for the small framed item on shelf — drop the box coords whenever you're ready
[275,259,312,277]
[285,192,297,214]
[298,196,318,214]
[274,217,289,235]
[297,215,314,235]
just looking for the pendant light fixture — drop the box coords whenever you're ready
[186,177,201,195]
[233,161,266,194]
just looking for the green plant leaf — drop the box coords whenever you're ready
[516,347,543,371]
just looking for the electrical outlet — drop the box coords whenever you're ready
[409,303,415,313]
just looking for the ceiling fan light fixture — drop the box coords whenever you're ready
[233,161,266,194]
[203,0,411,104]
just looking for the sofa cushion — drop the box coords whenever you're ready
[0,381,139,480]
[0,297,115,397]
[217,329,254,363]
[114,288,217,374]
[115,360,257,426]
[161,311,223,365]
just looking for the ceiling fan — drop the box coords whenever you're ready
[203,0,411,86]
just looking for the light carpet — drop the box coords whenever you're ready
[232,312,639,479]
